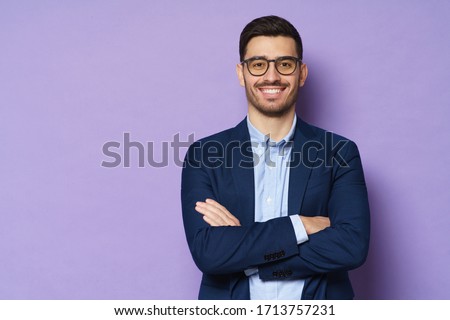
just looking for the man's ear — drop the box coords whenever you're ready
[298,63,308,87]
[236,63,245,87]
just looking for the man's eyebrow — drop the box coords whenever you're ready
[245,55,296,60]
[245,55,267,60]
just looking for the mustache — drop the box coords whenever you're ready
[255,81,288,88]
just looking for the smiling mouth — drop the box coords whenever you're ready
[258,87,286,95]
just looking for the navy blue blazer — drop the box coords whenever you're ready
[181,117,370,299]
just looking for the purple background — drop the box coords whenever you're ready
[1,1,449,299]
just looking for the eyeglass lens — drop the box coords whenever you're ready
[247,57,298,76]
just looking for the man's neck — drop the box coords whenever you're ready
[248,108,296,142]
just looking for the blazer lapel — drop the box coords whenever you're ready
[230,117,255,227]
[229,117,320,223]
[288,117,319,216]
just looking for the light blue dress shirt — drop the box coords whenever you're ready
[246,115,309,300]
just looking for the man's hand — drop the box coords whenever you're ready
[195,199,241,227]
[300,216,330,235]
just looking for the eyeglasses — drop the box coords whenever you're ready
[241,56,302,76]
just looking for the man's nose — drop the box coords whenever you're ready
[262,62,281,82]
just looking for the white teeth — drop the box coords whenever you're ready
[261,89,281,94]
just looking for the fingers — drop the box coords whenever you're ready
[195,198,241,227]
[195,201,239,226]
[195,202,230,226]
[205,199,241,225]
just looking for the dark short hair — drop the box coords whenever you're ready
[239,15,303,62]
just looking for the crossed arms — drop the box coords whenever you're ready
[181,139,370,279]
[196,198,330,235]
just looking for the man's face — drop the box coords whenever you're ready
[236,36,308,118]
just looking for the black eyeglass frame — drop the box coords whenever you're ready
[241,56,302,76]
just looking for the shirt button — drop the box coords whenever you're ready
[266,196,272,204]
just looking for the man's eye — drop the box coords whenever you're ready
[251,61,267,69]
[279,61,293,68]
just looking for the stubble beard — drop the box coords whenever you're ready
[244,79,299,118]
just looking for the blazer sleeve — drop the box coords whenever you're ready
[258,140,370,280]
[181,141,300,275]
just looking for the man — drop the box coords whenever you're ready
[181,15,370,300]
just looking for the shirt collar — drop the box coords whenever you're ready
[247,114,297,146]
